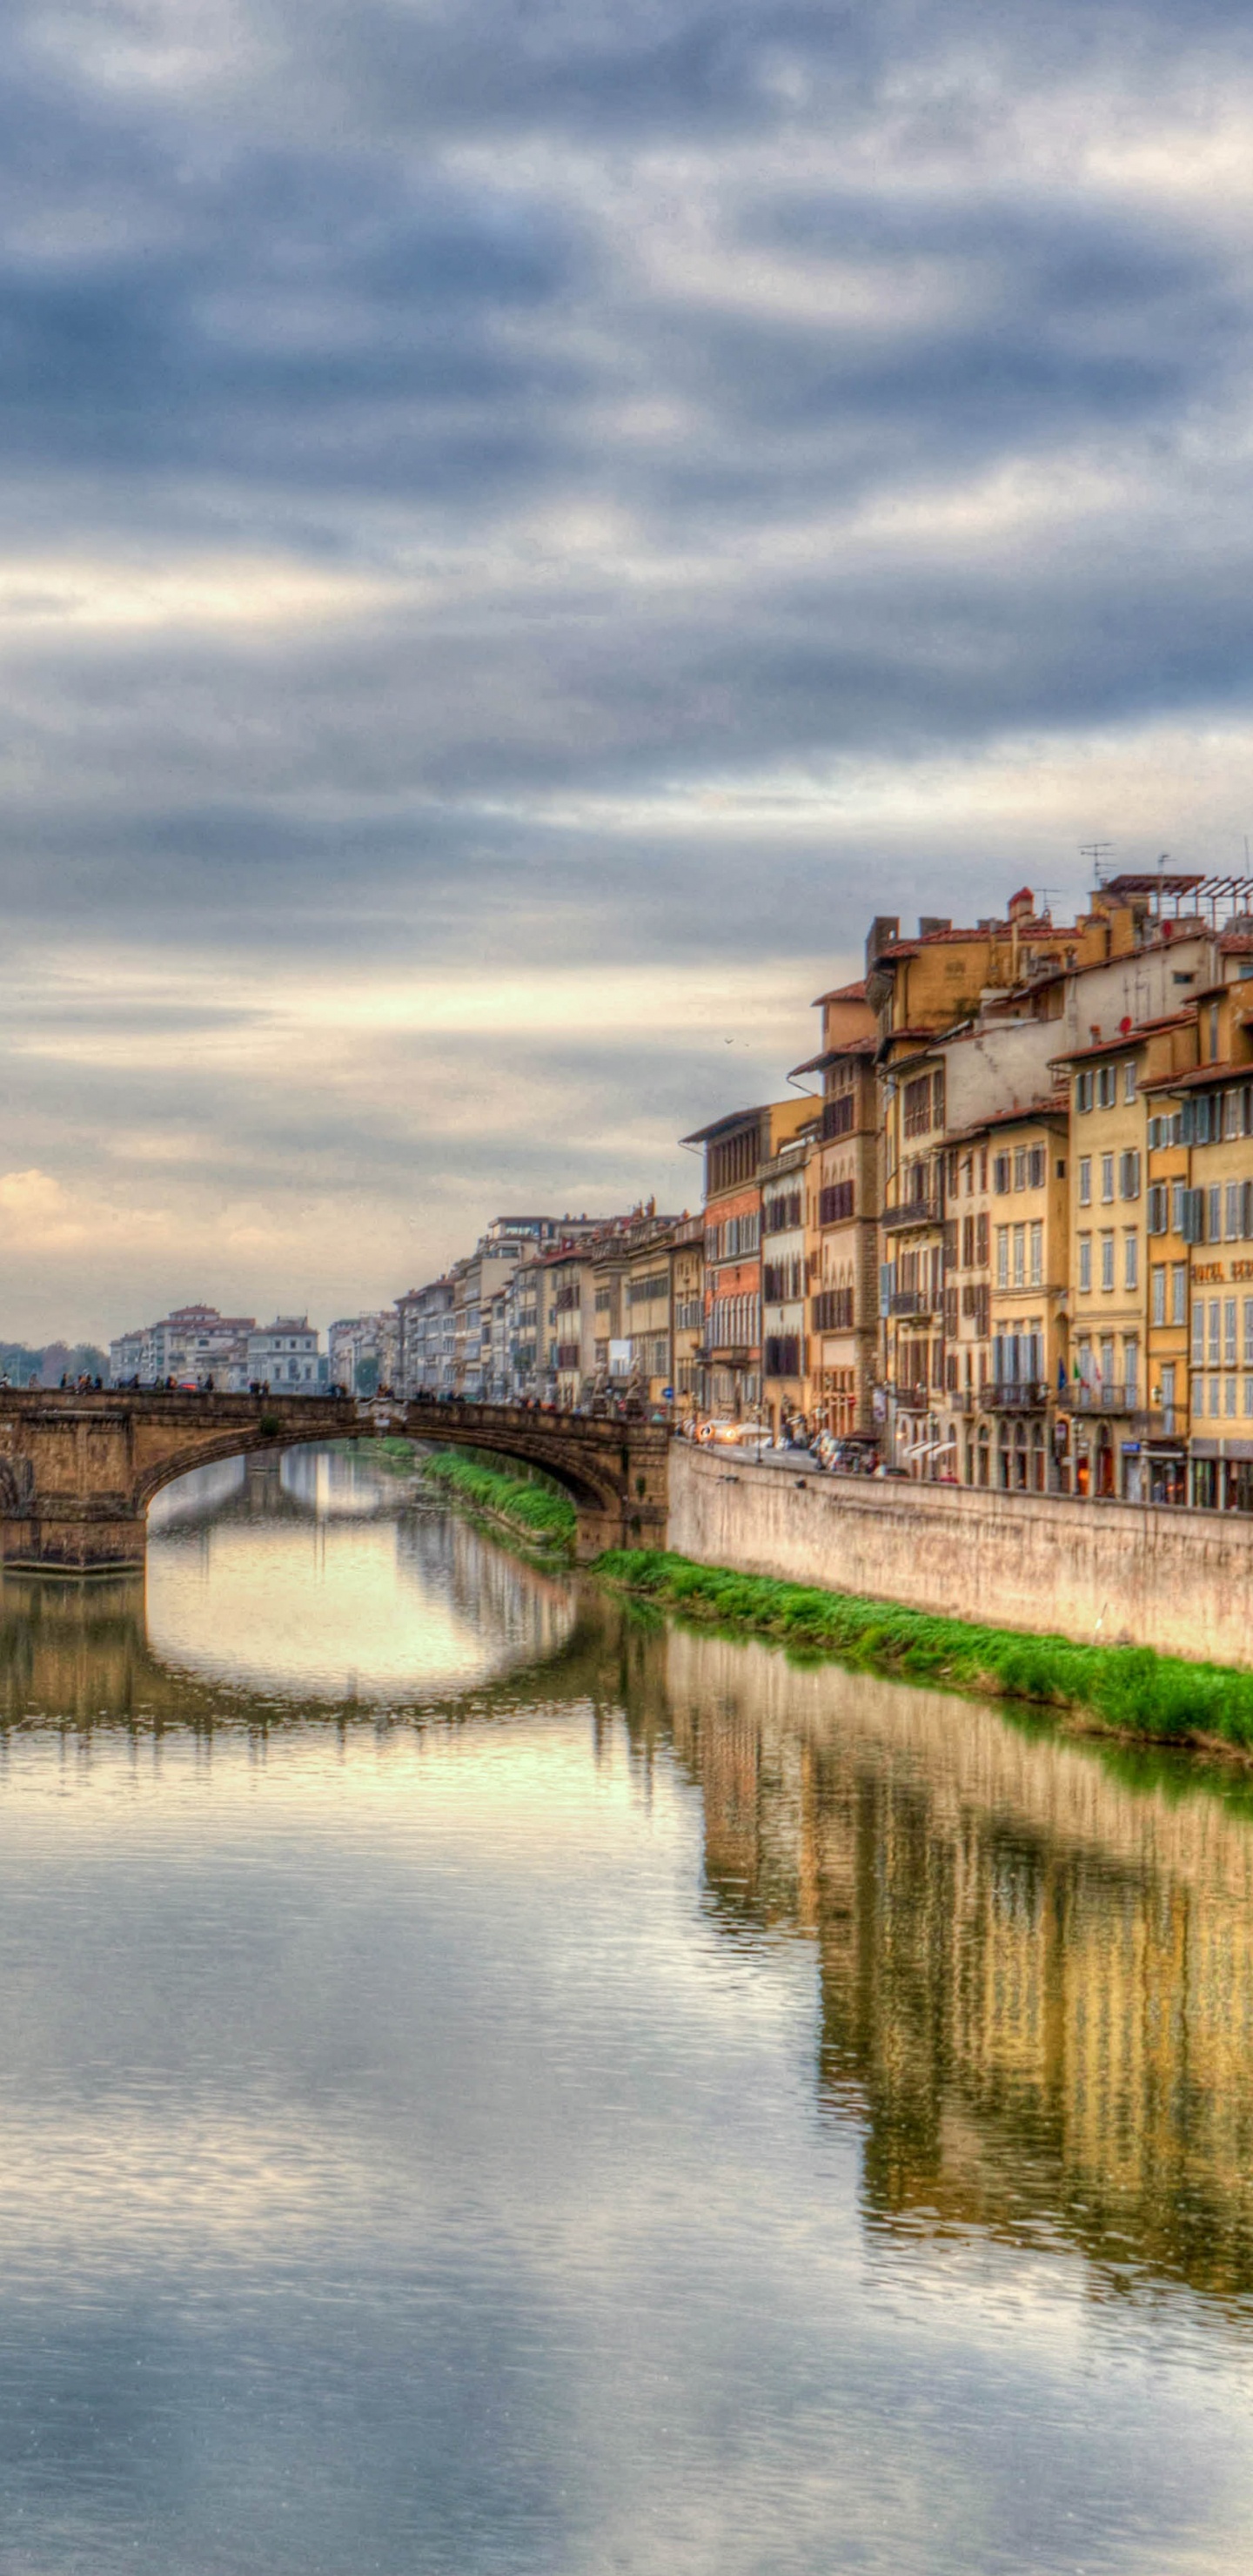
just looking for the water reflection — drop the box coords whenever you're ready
[1,1459,1253,2572]
[657,1630,1253,2312]
[145,1450,576,1701]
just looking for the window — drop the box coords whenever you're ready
[1100,1337,1116,1392]
[1101,1154,1115,1204]
[975,1211,989,1265]
[1192,1304,1204,1367]
[1227,1298,1239,1365]
[1013,1147,1027,1191]
[1227,1376,1238,1418]
[902,1076,932,1138]
[1101,1233,1115,1291]
[1209,1184,1223,1244]
[1012,1224,1025,1288]
[1075,1070,1093,1112]
[1078,1157,1092,1206]
[1029,1222,1042,1287]
[1209,1001,1221,1061]
[1209,1299,1222,1367]
[1124,1340,1138,1404]
[1119,1150,1140,1200]
[1227,1090,1243,1142]
[1029,1146,1046,1189]
[993,1153,1011,1194]
[1151,1265,1166,1326]
[1124,1062,1137,1103]
[995,1226,1009,1289]
[1078,1234,1092,1293]
[1097,1064,1117,1109]
[1123,1231,1138,1291]
[822,1094,854,1140]
[819,1180,854,1225]
[1245,1298,1253,1367]
[1147,1184,1168,1235]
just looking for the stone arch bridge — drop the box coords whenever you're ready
[0,1390,670,1571]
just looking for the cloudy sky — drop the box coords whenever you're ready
[5,0,1253,1339]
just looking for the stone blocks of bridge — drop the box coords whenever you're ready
[0,1390,673,1571]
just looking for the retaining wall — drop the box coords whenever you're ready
[667,1444,1253,1667]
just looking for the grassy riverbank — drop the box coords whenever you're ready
[421,1452,577,1553]
[594,1548,1253,1752]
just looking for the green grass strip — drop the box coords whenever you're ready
[421,1452,577,1552]
[593,1549,1253,1751]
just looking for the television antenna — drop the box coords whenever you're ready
[1080,842,1115,884]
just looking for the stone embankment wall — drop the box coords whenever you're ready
[667,1444,1253,1667]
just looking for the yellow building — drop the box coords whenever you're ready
[1054,1013,1198,1501]
[1167,979,1253,1508]
[670,1217,705,1418]
[981,1101,1069,1493]
[943,1128,992,1484]
[790,981,880,1451]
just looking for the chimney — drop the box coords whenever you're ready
[865,916,901,972]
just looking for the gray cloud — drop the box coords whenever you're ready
[4,0,1253,1325]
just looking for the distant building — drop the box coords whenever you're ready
[328,1311,399,1394]
[397,1275,460,1397]
[111,1305,257,1388]
[108,1330,145,1385]
[247,1318,326,1392]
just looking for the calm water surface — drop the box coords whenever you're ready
[0,1446,1250,2573]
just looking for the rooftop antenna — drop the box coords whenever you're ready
[1080,841,1115,886]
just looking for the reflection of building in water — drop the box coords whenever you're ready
[393,1511,575,1675]
[663,1630,1253,2309]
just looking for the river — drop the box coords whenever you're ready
[0,1444,1250,2573]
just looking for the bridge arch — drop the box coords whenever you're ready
[0,1387,669,1569]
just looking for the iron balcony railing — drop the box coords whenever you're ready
[1070,1382,1136,1414]
[881,1197,941,1234]
[984,1380,1051,1411]
[888,1288,937,1317]
[888,1383,932,1411]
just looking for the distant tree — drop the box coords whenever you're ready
[0,1343,44,1387]
[37,1341,72,1388]
[355,1353,380,1398]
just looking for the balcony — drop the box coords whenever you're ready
[888,1383,932,1412]
[984,1380,1051,1411]
[888,1288,936,1317]
[881,1197,941,1234]
[1130,1409,1183,1442]
[1070,1383,1136,1414]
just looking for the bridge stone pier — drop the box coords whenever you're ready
[0,1389,670,1571]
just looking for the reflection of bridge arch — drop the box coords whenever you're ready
[0,1389,669,1569]
[0,1555,639,1732]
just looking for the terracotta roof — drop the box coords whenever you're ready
[1144,1059,1250,1094]
[949,1097,1069,1142]
[787,1036,874,1077]
[810,977,868,1005]
[679,1104,768,1147]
